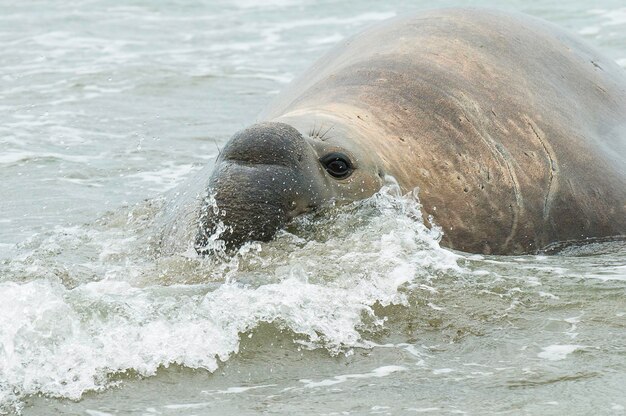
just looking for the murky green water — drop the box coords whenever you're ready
[1,1,625,415]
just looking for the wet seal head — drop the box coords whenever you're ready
[194,121,384,253]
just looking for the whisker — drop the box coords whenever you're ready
[319,125,335,140]
[213,139,222,157]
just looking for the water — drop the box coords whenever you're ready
[1,0,625,414]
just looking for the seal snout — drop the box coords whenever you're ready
[220,122,307,167]
[195,122,322,253]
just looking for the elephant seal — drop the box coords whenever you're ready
[195,8,626,255]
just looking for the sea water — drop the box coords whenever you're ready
[0,0,625,415]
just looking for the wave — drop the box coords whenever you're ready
[0,180,457,413]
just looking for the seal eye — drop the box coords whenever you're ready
[320,152,353,179]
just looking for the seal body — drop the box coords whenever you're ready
[198,8,626,255]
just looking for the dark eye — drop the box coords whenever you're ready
[320,152,353,179]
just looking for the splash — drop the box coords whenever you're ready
[0,180,457,413]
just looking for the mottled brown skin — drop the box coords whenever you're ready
[199,8,626,255]
[256,8,626,254]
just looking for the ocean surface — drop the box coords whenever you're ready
[1,0,625,415]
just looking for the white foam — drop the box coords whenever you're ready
[231,0,304,9]
[85,410,115,416]
[0,183,458,410]
[307,34,345,46]
[432,368,454,375]
[427,302,444,310]
[207,384,277,394]
[261,11,397,35]
[163,402,212,410]
[564,316,581,324]
[537,345,583,361]
[537,291,559,299]
[126,163,201,192]
[578,26,601,35]
[598,8,626,26]
[299,365,406,388]
[583,265,626,281]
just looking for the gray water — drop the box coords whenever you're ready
[1,1,625,415]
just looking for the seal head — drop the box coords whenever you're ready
[195,120,384,252]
